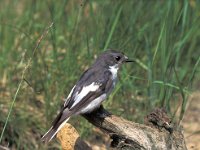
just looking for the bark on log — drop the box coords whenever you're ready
[82,106,187,150]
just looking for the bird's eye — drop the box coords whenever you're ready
[115,56,121,61]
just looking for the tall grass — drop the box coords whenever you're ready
[0,0,200,149]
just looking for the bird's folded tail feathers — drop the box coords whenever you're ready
[41,107,71,143]
[41,117,70,143]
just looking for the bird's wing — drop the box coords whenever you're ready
[63,69,91,107]
[69,70,113,114]
[63,85,76,107]
[65,69,113,111]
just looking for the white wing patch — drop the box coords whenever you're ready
[64,85,76,107]
[71,82,100,108]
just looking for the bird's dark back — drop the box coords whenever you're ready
[76,67,106,87]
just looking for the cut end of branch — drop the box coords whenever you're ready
[57,123,91,150]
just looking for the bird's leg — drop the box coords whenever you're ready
[82,105,112,119]
[94,105,112,118]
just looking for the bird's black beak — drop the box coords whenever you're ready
[124,56,134,63]
[125,59,134,62]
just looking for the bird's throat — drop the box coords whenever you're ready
[109,65,119,80]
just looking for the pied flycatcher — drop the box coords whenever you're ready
[41,50,133,143]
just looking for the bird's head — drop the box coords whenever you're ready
[94,49,134,68]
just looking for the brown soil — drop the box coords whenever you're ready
[181,92,200,150]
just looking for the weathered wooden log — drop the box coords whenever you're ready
[58,106,187,150]
[83,106,187,150]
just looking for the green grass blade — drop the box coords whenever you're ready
[103,6,122,51]
[189,56,200,87]
[152,20,166,64]
[0,78,24,142]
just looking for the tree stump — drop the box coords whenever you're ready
[57,106,187,150]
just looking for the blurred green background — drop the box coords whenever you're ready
[0,0,200,149]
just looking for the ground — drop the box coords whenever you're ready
[182,91,200,150]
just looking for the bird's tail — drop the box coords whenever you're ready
[41,108,71,143]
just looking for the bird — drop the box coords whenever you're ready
[41,49,133,143]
